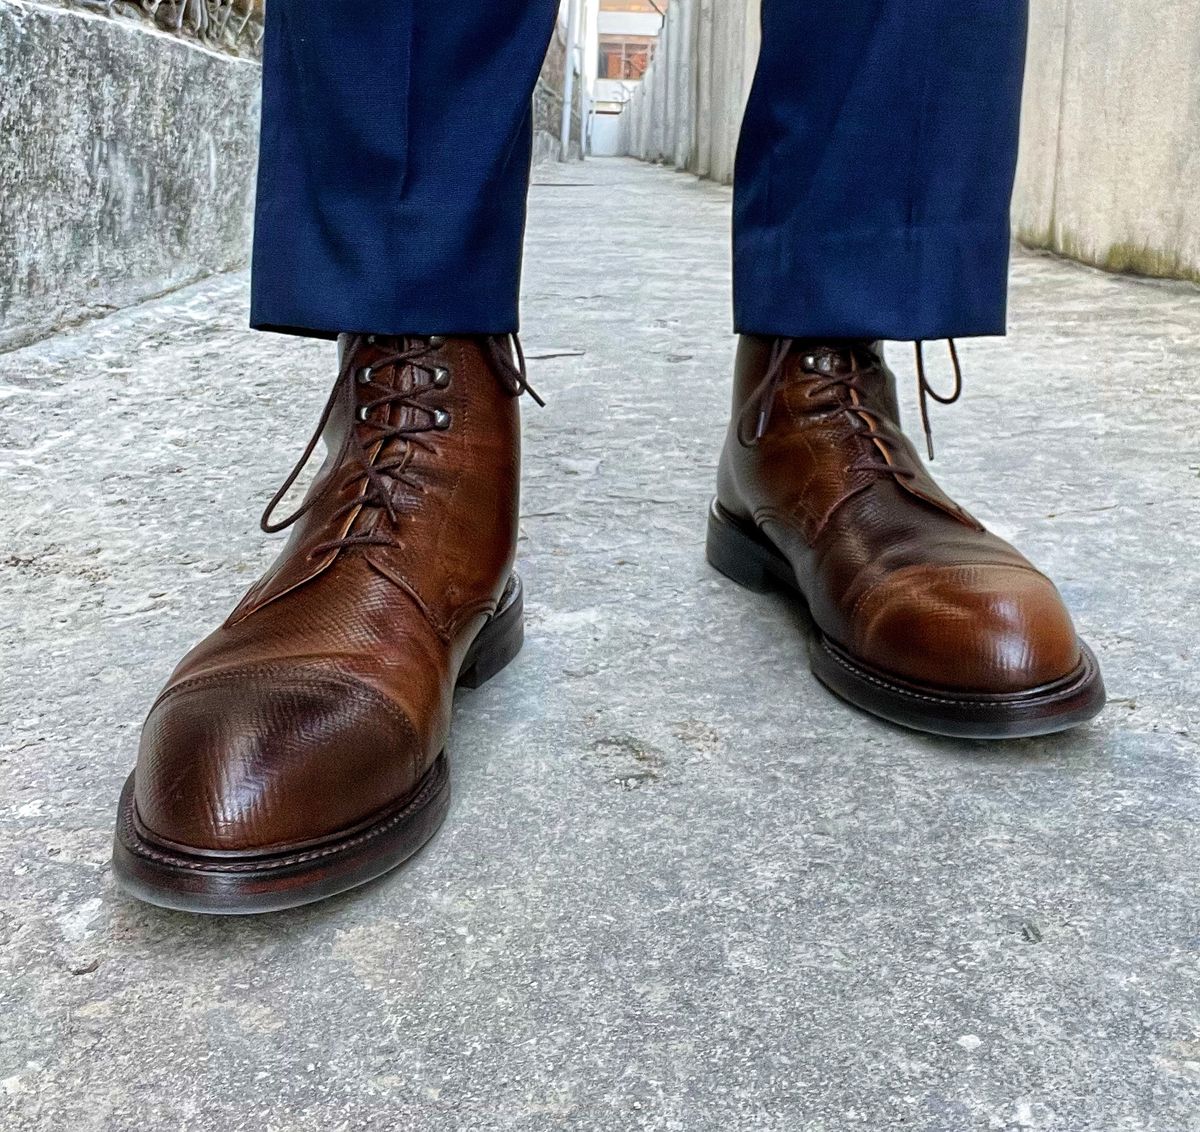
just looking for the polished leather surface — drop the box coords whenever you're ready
[717,336,1082,693]
[133,335,521,855]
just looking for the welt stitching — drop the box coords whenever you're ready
[821,637,1093,708]
[122,760,445,873]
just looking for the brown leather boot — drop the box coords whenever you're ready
[709,337,1104,738]
[113,334,535,913]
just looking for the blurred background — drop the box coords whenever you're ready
[2,0,1198,350]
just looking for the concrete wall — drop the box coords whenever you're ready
[534,13,582,165]
[622,0,1200,286]
[620,0,759,184]
[0,0,261,350]
[1014,0,1200,283]
[43,0,263,55]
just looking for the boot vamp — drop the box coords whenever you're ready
[806,482,1083,693]
[133,555,468,855]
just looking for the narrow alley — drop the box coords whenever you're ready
[2,157,1198,1129]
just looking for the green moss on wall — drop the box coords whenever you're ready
[1099,242,1200,285]
[1018,226,1200,286]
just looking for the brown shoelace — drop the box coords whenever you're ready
[261,334,542,556]
[913,339,963,459]
[739,337,963,461]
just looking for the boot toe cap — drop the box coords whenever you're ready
[854,564,1083,694]
[133,669,422,855]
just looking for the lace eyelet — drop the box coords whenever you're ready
[428,335,446,348]
[357,365,373,384]
[432,409,451,430]
[432,367,451,389]
[356,405,370,422]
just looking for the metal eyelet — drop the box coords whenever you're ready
[432,409,451,430]
[356,405,370,422]
[357,365,373,384]
[431,366,451,389]
[802,355,817,368]
[428,335,446,348]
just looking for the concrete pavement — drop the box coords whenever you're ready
[2,157,1199,1130]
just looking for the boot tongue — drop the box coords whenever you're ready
[785,341,980,530]
[353,337,439,508]
[311,335,437,550]
[797,340,875,372]
[789,341,891,410]
[332,335,429,439]
[340,333,413,379]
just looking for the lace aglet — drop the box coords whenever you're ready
[527,385,546,409]
[924,432,935,461]
[755,406,770,442]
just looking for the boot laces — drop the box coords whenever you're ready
[260,334,542,556]
[913,339,963,460]
[739,337,963,462]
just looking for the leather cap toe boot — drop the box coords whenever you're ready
[113,334,533,912]
[709,336,1104,738]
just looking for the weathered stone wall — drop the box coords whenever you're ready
[38,0,263,56]
[622,0,1200,286]
[0,0,261,350]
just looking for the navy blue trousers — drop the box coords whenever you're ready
[251,1,1028,343]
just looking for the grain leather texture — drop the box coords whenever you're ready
[131,335,521,855]
[717,337,1083,694]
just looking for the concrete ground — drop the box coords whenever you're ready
[1,157,1198,1130]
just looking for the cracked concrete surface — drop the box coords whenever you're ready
[1,158,1199,1130]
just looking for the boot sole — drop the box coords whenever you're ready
[111,574,525,915]
[706,501,1106,739]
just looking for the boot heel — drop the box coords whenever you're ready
[705,500,778,593]
[458,578,525,689]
